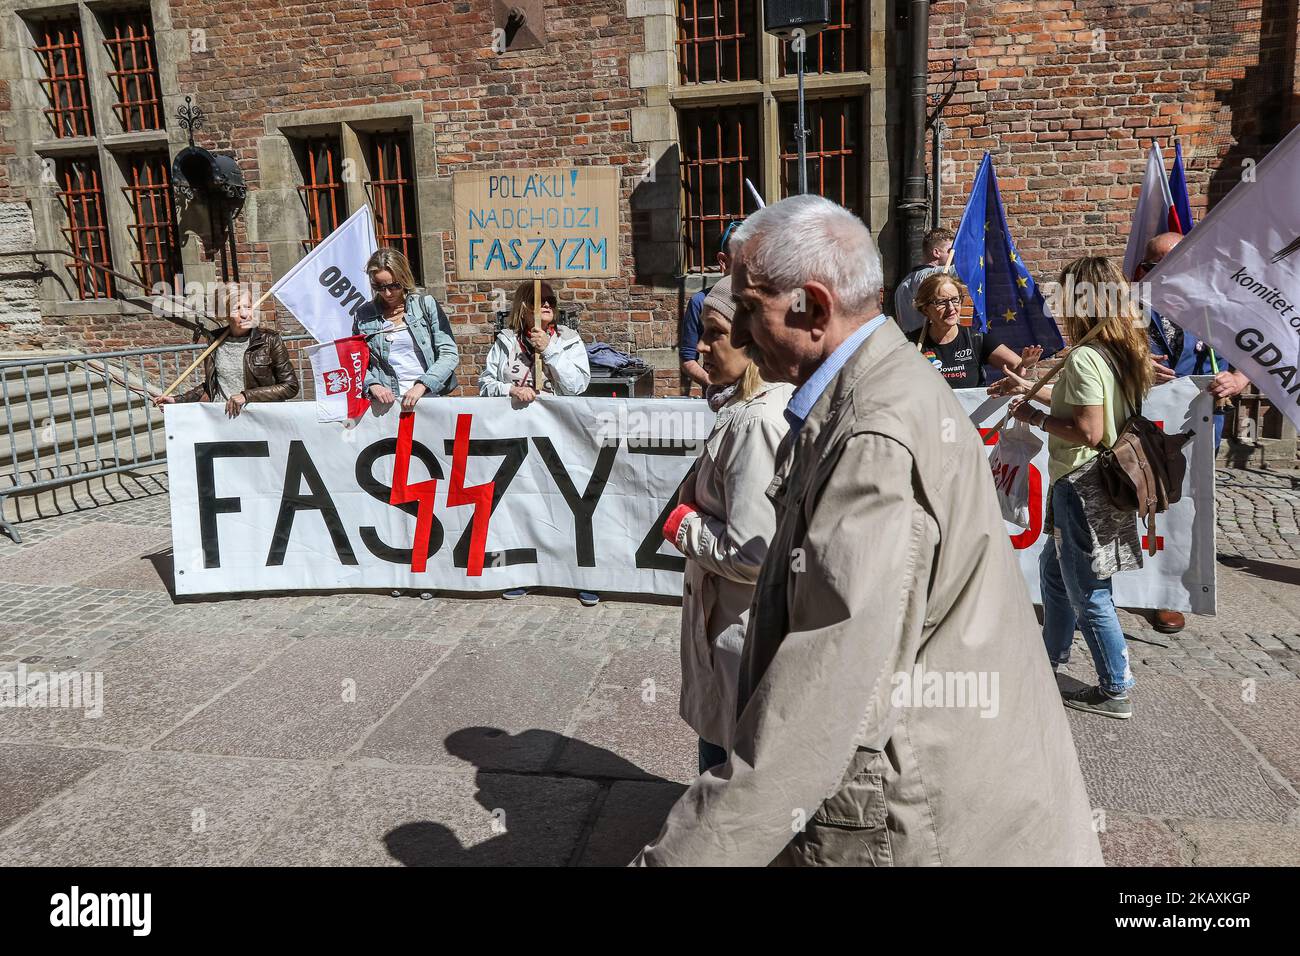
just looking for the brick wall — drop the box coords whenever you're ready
[0,0,688,392]
[925,0,1299,284]
[3,0,1297,392]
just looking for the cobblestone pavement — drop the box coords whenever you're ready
[1,474,1298,867]
[1215,468,1300,562]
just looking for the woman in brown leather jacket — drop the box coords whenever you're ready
[155,296,299,417]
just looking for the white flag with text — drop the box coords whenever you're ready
[269,206,378,344]
[1143,125,1300,430]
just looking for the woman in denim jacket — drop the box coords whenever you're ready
[354,248,460,410]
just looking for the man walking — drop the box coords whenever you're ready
[634,196,1101,866]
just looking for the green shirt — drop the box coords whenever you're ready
[1047,346,1130,484]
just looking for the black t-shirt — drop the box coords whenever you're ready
[905,325,997,388]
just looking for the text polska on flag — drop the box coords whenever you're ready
[307,335,371,423]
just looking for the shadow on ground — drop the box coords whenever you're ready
[383,727,686,867]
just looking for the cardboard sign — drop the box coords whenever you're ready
[452,167,620,280]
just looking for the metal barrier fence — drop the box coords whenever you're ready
[0,335,314,543]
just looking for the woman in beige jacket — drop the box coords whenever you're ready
[661,276,792,773]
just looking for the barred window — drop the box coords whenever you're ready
[676,0,759,84]
[32,18,94,138]
[679,104,761,273]
[366,133,421,281]
[779,97,863,214]
[120,152,181,290]
[778,0,865,76]
[56,157,114,298]
[297,137,346,252]
[101,10,165,132]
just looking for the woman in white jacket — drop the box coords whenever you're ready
[478,281,590,402]
[481,280,598,607]
[660,276,792,773]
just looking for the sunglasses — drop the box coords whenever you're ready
[371,281,403,293]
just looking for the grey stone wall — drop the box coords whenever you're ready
[0,200,43,350]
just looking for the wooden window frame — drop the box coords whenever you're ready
[100,10,165,132]
[56,156,115,299]
[296,137,347,253]
[32,17,95,139]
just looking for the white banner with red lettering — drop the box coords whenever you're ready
[165,382,1216,611]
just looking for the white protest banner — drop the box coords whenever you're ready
[166,397,712,597]
[269,206,378,344]
[165,383,1215,610]
[1142,124,1300,430]
[452,167,620,281]
[307,336,370,422]
[959,378,1217,614]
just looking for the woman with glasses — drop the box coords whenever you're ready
[905,273,1041,388]
[354,248,460,411]
[478,280,590,404]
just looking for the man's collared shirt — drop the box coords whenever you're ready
[784,314,890,433]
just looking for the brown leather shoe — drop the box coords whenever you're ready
[1153,609,1185,634]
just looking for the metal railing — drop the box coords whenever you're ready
[1,335,313,543]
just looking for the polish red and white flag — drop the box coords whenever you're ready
[307,335,370,422]
[1122,143,1177,280]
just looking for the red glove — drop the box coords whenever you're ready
[663,503,698,546]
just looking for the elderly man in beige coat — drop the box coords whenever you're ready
[634,195,1102,867]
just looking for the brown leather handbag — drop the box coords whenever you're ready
[1089,346,1195,556]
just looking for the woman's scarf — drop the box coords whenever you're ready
[705,382,739,412]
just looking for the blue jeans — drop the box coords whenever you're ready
[1039,480,1135,697]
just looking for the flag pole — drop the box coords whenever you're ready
[159,329,229,398]
[988,316,1115,439]
[158,285,276,398]
[533,277,545,392]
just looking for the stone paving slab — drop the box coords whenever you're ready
[1173,818,1300,866]
[0,631,294,749]
[78,550,174,593]
[1188,678,1300,793]
[1095,812,1187,867]
[0,522,171,587]
[358,640,608,771]
[0,743,118,832]
[1066,675,1300,823]
[154,637,450,761]
[553,645,697,785]
[0,752,326,867]
[576,780,687,867]
[1,482,1298,866]
[248,765,601,867]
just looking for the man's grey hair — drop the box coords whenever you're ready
[729,195,883,314]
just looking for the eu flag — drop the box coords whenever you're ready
[953,152,1065,358]
[1168,140,1194,235]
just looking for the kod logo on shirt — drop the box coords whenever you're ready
[955,348,974,362]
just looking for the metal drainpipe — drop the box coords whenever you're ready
[901,0,931,270]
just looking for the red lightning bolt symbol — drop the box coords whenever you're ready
[446,412,495,577]
[390,411,439,573]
